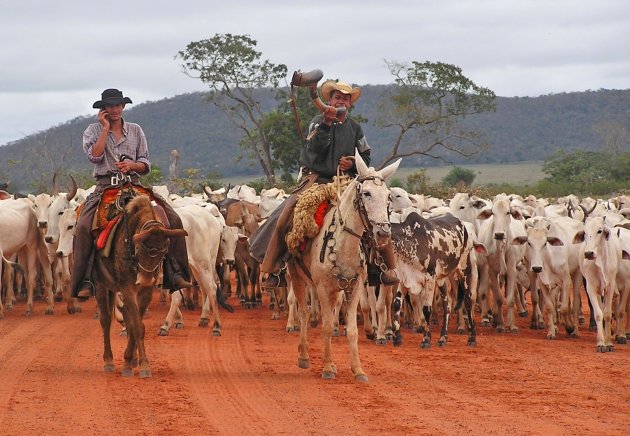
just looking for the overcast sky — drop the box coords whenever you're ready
[1,0,628,146]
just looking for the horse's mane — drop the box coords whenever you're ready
[126,195,153,218]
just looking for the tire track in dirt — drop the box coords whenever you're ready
[182,305,291,434]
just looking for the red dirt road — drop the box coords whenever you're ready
[0,291,628,435]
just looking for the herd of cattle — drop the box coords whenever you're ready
[2,178,630,354]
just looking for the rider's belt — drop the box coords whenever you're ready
[95,174,140,186]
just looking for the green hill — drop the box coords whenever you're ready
[1,87,628,191]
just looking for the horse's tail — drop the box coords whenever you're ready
[217,282,234,313]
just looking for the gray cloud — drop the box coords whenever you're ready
[1,0,629,145]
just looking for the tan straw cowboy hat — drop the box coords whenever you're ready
[319,80,361,104]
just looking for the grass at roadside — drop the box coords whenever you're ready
[396,161,545,186]
[222,161,546,188]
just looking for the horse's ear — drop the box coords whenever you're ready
[354,150,369,176]
[378,158,402,182]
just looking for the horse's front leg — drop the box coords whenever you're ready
[346,284,368,382]
[288,266,310,369]
[96,288,115,373]
[320,291,337,380]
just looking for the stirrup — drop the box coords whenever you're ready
[262,271,287,289]
[75,280,95,301]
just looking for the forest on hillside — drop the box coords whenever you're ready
[0,87,629,192]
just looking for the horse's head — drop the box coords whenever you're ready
[129,196,187,287]
[354,151,401,247]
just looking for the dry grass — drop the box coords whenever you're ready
[394,161,545,186]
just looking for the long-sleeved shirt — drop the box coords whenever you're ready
[299,115,371,182]
[83,119,151,177]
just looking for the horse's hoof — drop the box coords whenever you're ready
[547,334,556,340]
[103,363,115,373]
[355,374,368,383]
[481,320,490,327]
[420,341,431,349]
[438,339,447,347]
[297,358,310,369]
[310,320,318,328]
[54,295,63,303]
[286,326,297,333]
[530,323,538,330]
[510,327,519,334]
[25,310,33,317]
[175,322,184,329]
[271,313,280,320]
[519,311,528,318]
[468,339,477,347]
[365,332,375,341]
[615,336,627,344]
[332,329,340,337]
[121,368,134,377]
[45,308,54,315]
[212,329,221,337]
[496,327,505,333]
[157,328,169,336]
[139,369,152,378]
[198,318,209,327]
[322,371,335,380]
[376,338,387,346]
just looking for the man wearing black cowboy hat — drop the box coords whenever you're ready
[71,88,193,301]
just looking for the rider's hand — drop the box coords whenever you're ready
[338,156,354,172]
[98,109,110,129]
[322,106,337,125]
[115,160,136,174]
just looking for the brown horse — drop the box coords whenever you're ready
[94,193,187,377]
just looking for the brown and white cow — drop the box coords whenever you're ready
[389,211,477,348]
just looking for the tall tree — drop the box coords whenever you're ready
[264,87,320,182]
[376,60,496,169]
[176,34,287,182]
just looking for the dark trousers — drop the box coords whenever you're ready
[71,183,191,295]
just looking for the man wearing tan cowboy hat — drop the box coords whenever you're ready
[71,88,193,301]
[250,79,399,288]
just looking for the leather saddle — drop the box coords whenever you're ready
[91,184,169,257]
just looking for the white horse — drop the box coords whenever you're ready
[288,151,401,382]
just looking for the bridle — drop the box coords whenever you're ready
[322,174,392,296]
[352,174,392,239]
[118,184,169,276]
[134,220,170,274]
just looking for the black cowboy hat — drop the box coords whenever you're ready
[92,88,133,109]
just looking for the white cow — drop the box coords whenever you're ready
[573,217,630,352]
[476,197,527,332]
[512,216,584,339]
[159,204,226,336]
[55,207,79,309]
[0,198,53,317]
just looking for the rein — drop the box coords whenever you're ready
[135,220,169,274]
[118,183,167,275]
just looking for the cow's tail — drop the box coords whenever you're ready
[217,282,234,313]
[2,255,24,278]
